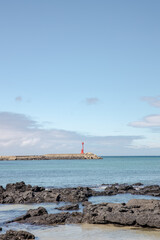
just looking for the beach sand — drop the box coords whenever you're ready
[31,224,160,240]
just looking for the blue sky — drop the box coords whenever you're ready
[0,0,160,155]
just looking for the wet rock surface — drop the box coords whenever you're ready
[94,183,160,197]
[0,230,35,240]
[56,203,79,210]
[82,201,92,206]
[1,181,160,204]
[0,182,94,204]
[2,182,160,230]
[7,207,83,225]
[7,199,160,229]
[83,199,160,228]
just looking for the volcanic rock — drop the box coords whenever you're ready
[8,207,83,225]
[56,204,79,211]
[8,199,160,228]
[0,182,94,204]
[83,199,160,228]
[0,230,35,240]
[1,181,160,205]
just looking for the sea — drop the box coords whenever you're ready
[1,156,160,240]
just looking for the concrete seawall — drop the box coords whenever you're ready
[0,153,102,161]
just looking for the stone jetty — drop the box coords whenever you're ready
[0,152,102,161]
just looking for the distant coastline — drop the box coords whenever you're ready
[0,153,102,161]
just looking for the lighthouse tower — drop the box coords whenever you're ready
[81,142,84,154]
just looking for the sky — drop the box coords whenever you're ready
[0,0,160,156]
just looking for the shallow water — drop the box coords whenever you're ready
[89,193,160,204]
[32,224,160,240]
[1,156,160,239]
[2,223,160,240]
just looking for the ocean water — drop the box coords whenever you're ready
[1,156,160,188]
[1,156,160,239]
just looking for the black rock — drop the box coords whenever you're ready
[9,207,83,225]
[56,204,79,211]
[0,230,35,240]
[83,199,160,228]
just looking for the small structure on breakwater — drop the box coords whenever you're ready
[81,142,84,154]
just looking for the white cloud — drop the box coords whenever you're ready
[142,96,160,108]
[0,112,143,156]
[129,135,160,152]
[129,115,160,128]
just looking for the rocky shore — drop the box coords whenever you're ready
[1,181,160,204]
[0,153,102,161]
[83,199,160,228]
[0,230,35,240]
[7,199,160,228]
[2,181,160,239]
[0,181,93,203]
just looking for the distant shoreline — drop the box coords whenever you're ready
[0,153,102,161]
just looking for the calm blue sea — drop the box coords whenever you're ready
[1,156,160,240]
[0,156,160,188]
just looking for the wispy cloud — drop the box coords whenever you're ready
[86,98,99,105]
[0,112,142,156]
[129,114,160,128]
[142,96,160,108]
[15,96,22,102]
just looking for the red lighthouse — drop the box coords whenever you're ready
[81,142,84,154]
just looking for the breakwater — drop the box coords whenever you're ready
[0,153,102,161]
